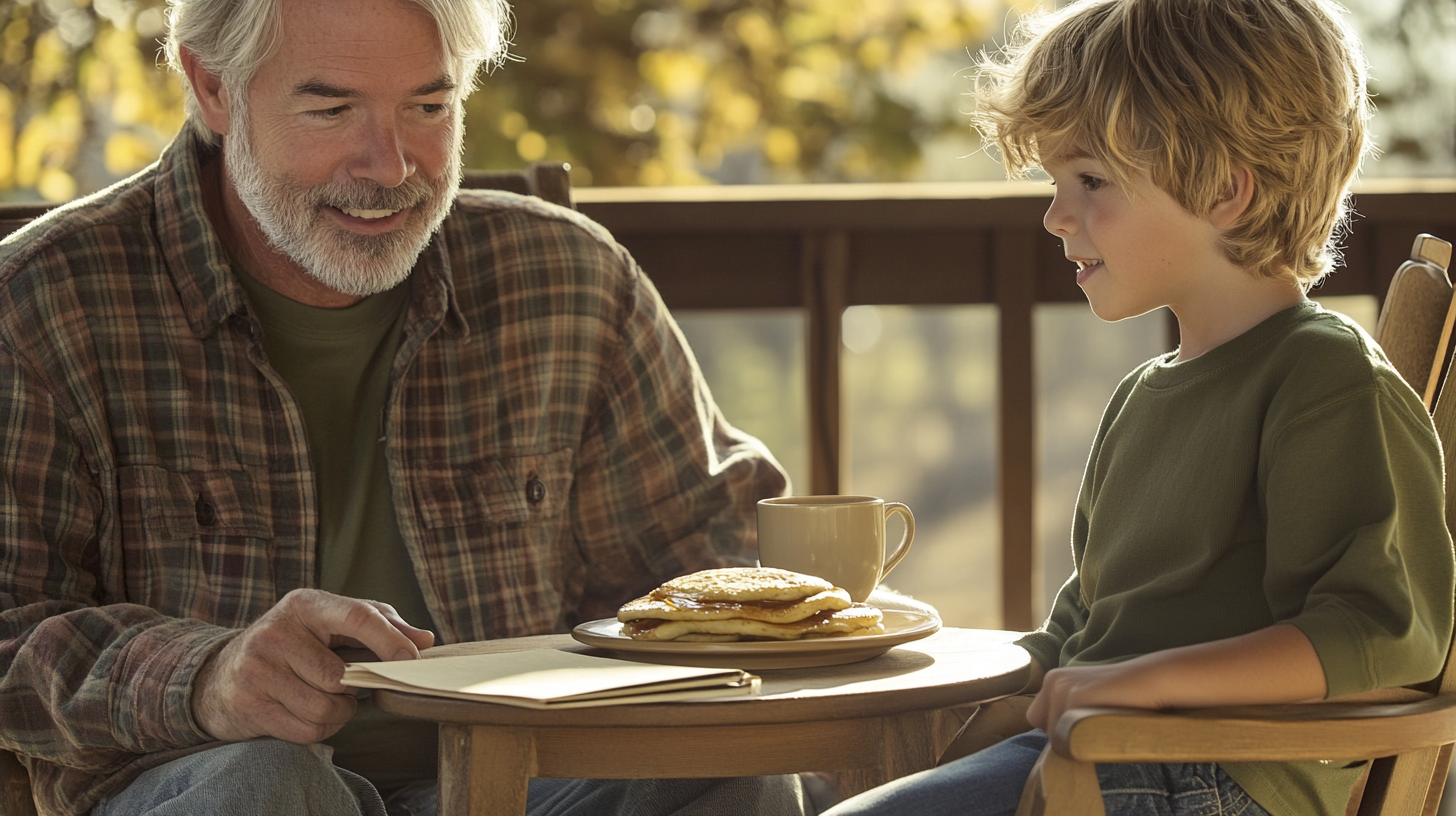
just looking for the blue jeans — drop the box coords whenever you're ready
[821,730,1272,816]
[91,739,811,816]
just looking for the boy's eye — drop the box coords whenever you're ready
[1080,174,1107,191]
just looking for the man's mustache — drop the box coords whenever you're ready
[311,178,437,213]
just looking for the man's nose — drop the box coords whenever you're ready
[352,116,415,187]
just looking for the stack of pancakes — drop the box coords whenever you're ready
[618,567,885,642]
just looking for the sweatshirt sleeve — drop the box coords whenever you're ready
[1017,571,1089,673]
[1264,373,1454,698]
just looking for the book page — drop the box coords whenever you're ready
[342,649,759,708]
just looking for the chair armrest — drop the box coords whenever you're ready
[1051,692,1456,764]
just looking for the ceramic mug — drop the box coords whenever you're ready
[755,495,915,602]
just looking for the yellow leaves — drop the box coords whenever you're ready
[639,49,709,102]
[858,37,892,71]
[3,17,28,68]
[499,111,529,139]
[3,9,185,200]
[104,130,154,175]
[37,168,76,202]
[29,30,71,90]
[728,10,780,61]
[0,88,12,189]
[16,92,83,200]
[783,12,836,46]
[499,112,549,161]
[763,126,800,167]
[1,0,1015,193]
[709,85,761,139]
[516,131,548,162]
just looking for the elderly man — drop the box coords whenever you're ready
[0,0,803,814]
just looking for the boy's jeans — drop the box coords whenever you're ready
[90,739,812,816]
[821,730,1272,816]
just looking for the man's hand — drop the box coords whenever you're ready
[192,589,435,744]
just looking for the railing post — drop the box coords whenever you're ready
[996,228,1038,631]
[805,231,849,496]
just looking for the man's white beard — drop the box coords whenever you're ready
[224,109,462,298]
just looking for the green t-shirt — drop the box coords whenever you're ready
[234,271,438,790]
[1019,302,1455,816]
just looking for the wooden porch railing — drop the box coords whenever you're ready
[576,178,1456,630]
[5,176,1452,630]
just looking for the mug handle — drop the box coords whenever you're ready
[878,502,915,581]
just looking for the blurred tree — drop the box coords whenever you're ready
[1,0,183,202]
[0,0,1452,200]
[470,0,1016,185]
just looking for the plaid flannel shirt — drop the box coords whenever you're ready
[0,131,787,816]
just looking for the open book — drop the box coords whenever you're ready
[342,649,760,709]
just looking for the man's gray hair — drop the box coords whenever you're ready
[163,0,511,146]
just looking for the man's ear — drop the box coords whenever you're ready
[1209,165,1255,229]
[178,46,232,137]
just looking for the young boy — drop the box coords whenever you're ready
[823,1,1455,815]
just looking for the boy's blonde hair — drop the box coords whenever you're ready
[972,0,1373,289]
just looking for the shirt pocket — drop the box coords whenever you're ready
[413,448,575,529]
[116,465,275,625]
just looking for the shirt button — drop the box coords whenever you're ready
[526,475,546,504]
[195,495,218,527]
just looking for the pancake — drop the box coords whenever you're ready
[617,587,853,624]
[650,566,837,602]
[617,567,885,642]
[621,604,886,642]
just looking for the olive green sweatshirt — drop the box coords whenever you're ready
[1019,302,1455,816]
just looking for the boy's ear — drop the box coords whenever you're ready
[179,46,232,137]
[1209,165,1255,230]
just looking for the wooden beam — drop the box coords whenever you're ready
[996,228,1038,631]
[805,232,848,496]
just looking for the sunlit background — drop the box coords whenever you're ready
[1,0,1451,632]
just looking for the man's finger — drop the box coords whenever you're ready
[364,600,436,652]
[284,590,424,664]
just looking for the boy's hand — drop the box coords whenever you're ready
[1025,662,1165,732]
[1024,623,1326,734]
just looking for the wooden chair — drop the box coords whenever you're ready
[0,162,571,816]
[1016,233,1456,816]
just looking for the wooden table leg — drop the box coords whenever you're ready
[439,724,538,816]
[833,710,942,801]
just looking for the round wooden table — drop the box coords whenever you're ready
[374,627,1030,815]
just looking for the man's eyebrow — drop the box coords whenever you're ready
[293,80,358,99]
[412,76,456,97]
[291,75,456,99]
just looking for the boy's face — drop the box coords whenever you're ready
[1042,150,1226,323]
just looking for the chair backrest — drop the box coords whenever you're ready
[462,163,575,209]
[1374,234,1456,409]
[0,161,574,244]
[0,161,573,816]
[0,204,51,243]
[1362,233,1456,815]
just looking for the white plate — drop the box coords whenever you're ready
[570,609,941,670]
